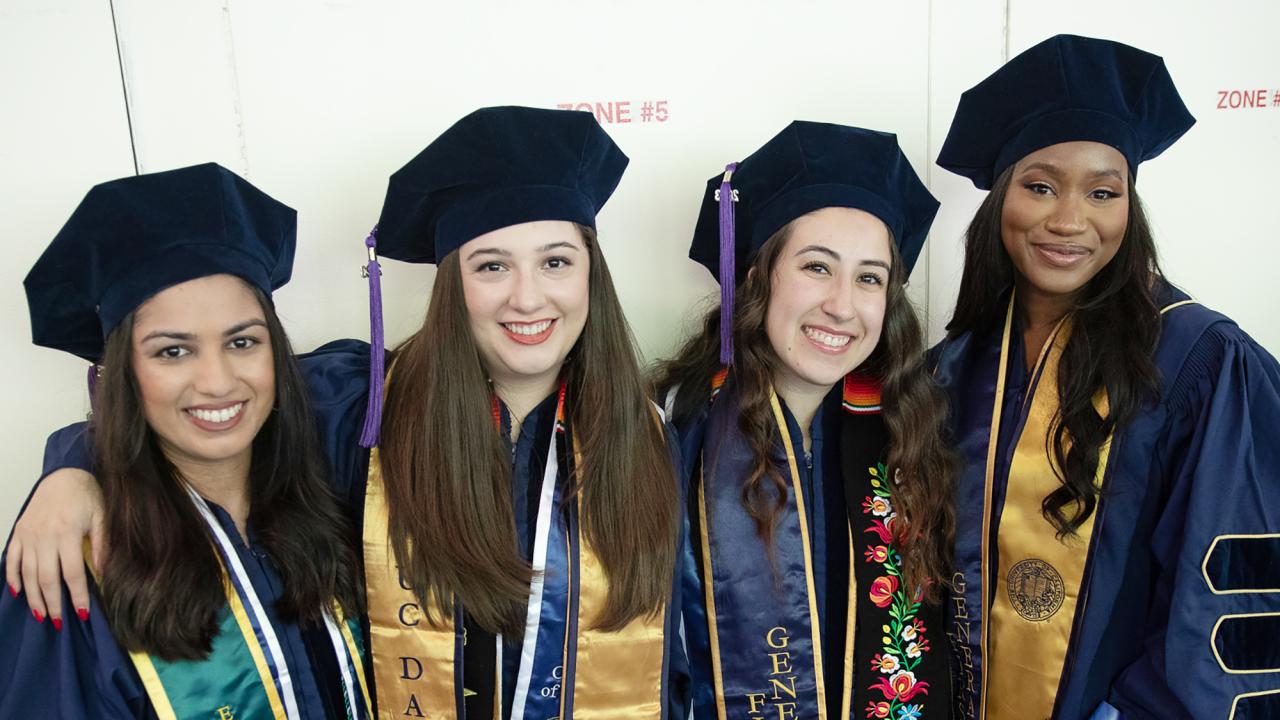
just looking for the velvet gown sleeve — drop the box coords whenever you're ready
[661,414,694,720]
[668,401,718,720]
[1,495,150,719]
[1103,323,1280,718]
[293,338,376,509]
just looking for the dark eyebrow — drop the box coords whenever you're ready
[139,330,194,343]
[466,241,581,261]
[538,241,581,253]
[1021,162,1123,182]
[795,244,891,270]
[139,319,265,344]
[795,244,841,261]
[1020,162,1061,176]
[224,319,267,337]
[465,247,512,261]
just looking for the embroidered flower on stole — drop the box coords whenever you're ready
[861,462,932,718]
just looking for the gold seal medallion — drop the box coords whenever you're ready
[1007,558,1065,621]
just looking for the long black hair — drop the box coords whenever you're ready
[93,283,363,660]
[946,167,1165,536]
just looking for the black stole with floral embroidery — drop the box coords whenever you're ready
[841,401,950,719]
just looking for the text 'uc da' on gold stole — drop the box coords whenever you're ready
[363,448,460,719]
[983,310,1113,719]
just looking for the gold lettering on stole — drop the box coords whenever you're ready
[948,571,977,718]
[364,449,457,718]
[216,706,234,720]
[745,627,801,718]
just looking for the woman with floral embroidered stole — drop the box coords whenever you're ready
[932,35,1280,719]
[12,107,686,719]
[1,163,368,719]
[655,122,958,720]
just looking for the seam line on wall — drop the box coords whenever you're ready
[108,0,139,175]
[220,0,250,176]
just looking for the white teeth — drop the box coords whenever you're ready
[803,327,852,348]
[504,320,552,336]
[188,403,243,423]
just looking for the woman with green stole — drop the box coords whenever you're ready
[10,107,686,718]
[655,122,958,720]
[932,35,1280,719]
[1,163,368,718]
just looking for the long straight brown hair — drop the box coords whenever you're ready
[93,284,363,661]
[380,226,680,635]
[654,222,958,601]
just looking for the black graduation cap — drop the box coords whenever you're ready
[356,106,628,447]
[24,163,296,362]
[373,105,629,264]
[937,34,1196,190]
[688,121,939,365]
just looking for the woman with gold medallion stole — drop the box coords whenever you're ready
[1,164,369,719]
[933,35,1280,719]
[9,107,685,719]
[656,122,958,720]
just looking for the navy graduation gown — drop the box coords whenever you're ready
[674,382,951,719]
[33,337,690,717]
[0,494,360,719]
[933,285,1280,719]
[295,339,691,718]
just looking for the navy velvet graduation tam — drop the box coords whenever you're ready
[689,121,938,365]
[25,163,296,362]
[690,121,939,284]
[938,34,1195,190]
[374,105,629,263]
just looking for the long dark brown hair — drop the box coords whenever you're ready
[380,226,680,635]
[654,222,958,601]
[946,167,1164,537]
[92,283,362,661]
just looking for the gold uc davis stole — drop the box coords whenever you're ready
[362,384,668,719]
[981,300,1113,719]
[696,377,862,720]
[95,488,370,720]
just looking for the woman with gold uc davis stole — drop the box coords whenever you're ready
[1,164,369,719]
[9,107,688,718]
[656,122,958,720]
[337,105,684,719]
[932,34,1280,719]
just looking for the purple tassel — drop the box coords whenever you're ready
[718,162,738,366]
[358,226,385,448]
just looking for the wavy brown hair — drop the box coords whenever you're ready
[380,226,680,635]
[92,283,362,661]
[655,221,957,601]
[946,167,1163,537]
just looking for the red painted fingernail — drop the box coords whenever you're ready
[32,609,43,623]
[7,584,16,598]
[52,617,62,632]
[77,607,89,622]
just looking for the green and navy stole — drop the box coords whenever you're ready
[362,383,668,719]
[697,373,885,719]
[103,488,370,720]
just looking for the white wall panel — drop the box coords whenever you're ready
[2,0,1276,532]
[0,0,136,530]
